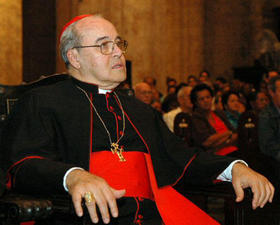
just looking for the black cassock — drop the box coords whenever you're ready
[1,76,233,224]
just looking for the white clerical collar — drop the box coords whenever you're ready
[98,88,112,94]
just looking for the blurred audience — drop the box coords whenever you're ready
[190,84,238,156]
[163,86,193,132]
[173,87,194,144]
[248,91,270,114]
[143,76,162,101]
[134,82,153,105]
[214,77,228,93]
[222,91,242,129]
[187,75,199,88]
[259,76,280,162]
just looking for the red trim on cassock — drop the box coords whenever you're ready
[107,94,120,139]
[7,156,44,189]
[133,197,140,224]
[171,154,197,187]
[89,151,153,199]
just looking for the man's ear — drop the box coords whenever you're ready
[67,49,81,69]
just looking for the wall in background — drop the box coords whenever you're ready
[0,1,22,85]
[2,0,280,91]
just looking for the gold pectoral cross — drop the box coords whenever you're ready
[111,143,126,162]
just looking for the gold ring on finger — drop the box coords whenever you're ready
[84,191,95,204]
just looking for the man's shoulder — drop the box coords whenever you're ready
[17,78,78,108]
[163,107,181,117]
[259,103,279,119]
[24,78,73,97]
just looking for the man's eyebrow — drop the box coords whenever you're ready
[95,36,110,43]
[115,36,121,40]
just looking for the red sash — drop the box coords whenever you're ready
[89,151,153,199]
[89,151,220,225]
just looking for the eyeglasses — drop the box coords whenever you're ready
[73,39,128,55]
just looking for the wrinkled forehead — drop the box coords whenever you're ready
[75,17,119,43]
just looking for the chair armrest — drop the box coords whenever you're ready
[0,193,53,223]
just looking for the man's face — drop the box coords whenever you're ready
[135,83,153,105]
[255,92,269,111]
[188,78,197,88]
[179,89,193,110]
[199,72,209,82]
[196,89,213,111]
[226,94,240,112]
[70,17,126,89]
[270,80,280,108]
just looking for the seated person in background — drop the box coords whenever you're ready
[238,90,270,147]
[191,84,239,156]
[199,70,214,89]
[187,75,199,88]
[143,76,162,101]
[134,82,153,105]
[1,14,274,225]
[221,91,242,129]
[161,89,178,113]
[173,87,193,144]
[259,76,280,162]
[237,91,269,153]
[214,77,228,93]
[161,78,179,113]
[248,91,270,114]
[163,86,192,132]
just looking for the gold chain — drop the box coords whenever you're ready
[76,86,126,162]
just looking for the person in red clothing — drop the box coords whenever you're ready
[2,15,274,225]
[191,84,239,156]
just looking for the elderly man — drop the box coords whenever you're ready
[163,86,193,132]
[134,82,153,105]
[2,15,274,225]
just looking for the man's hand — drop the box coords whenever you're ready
[66,169,126,224]
[232,163,274,209]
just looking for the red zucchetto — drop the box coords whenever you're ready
[59,14,92,43]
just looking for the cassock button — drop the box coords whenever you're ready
[119,131,123,135]
[117,115,122,120]
[138,215,143,219]
[110,106,114,111]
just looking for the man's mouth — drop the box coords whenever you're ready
[112,63,123,69]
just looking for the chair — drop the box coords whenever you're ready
[0,74,69,225]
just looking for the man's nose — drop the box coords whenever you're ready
[112,43,123,57]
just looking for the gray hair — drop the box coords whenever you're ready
[59,14,103,67]
[177,86,192,99]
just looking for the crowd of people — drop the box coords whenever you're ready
[133,69,280,190]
